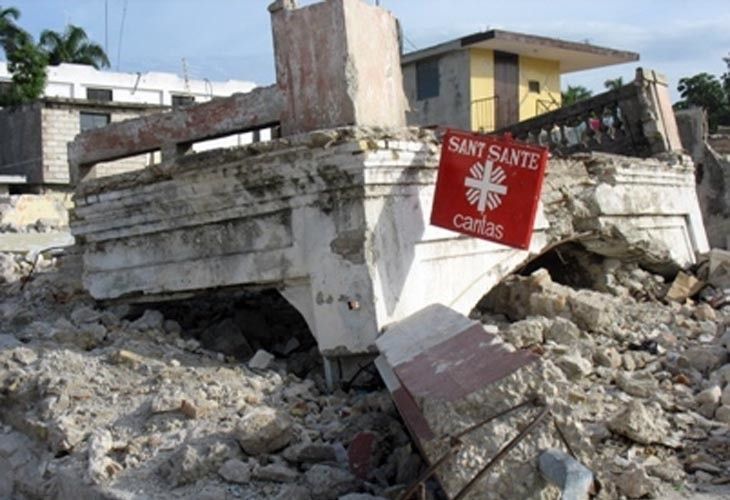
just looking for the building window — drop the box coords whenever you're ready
[86,88,113,102]
[80,112,111,132]
[171,94,195,109]
[528,80,541,94]
[416,58,440,100]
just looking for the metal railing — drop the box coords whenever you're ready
[471,96,498,133]
[492,69,682,158]
[535,98,560,116]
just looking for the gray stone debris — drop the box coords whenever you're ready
[1,243,729,499]
[248,348,276,370]
[252,462,299,483]
[282,442,337,464]
[614,463,657,499]
[86,429,122,484]
[235,406,294,455]
[538,448,594,500]
[217,458,252,483]
[556,353,593,379]
[0,253,18,283]
[304,464,359,500]
[608,400,669,445]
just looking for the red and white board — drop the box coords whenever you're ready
[431,130,549,250]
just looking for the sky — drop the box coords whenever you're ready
[7,0,730,101]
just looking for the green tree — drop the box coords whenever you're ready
[603,77,624,91]
[0,5,29,55]
[674,72,730,131]
[0,40,47,106]
[39,24,109,69]
[561,85,593,106]
[0,5,46,106]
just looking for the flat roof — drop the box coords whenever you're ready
[402,29,639,74]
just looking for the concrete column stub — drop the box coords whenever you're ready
[270,0,407,135]
[267,0,298,13]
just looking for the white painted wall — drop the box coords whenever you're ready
[1,62,271,175]
[0,61,256,106]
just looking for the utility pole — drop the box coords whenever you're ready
[104,0,108,54]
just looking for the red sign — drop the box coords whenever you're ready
[430,130,549,250]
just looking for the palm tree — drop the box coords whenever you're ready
[0,5,29,55]
[39,24,110,69]
[561,85,593,107]
[604,77,624,91]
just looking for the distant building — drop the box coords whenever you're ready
[0,62,256,107]
[401,29,639,132]
[0,63,262,192]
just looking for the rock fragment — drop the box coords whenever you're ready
[283,442,337,464]
[235,406,293,455]
[538,448,593,500]
[556,353,593,379]
[614,464,657,499]
[545,317,581,345]
[86,429,123,484]
[304,465,358,500]
[608,400,668,445]
[616,371,658,398]
[248,349,275,370]
[252,462,299,483]
[217,458,252,483]
[593,347,621,368]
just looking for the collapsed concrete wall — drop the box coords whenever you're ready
[542,153,708,274]
[71,127,541,359]
[70,127,708,362]
[676,109,730,249]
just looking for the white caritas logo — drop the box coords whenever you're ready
[464,160,508,213]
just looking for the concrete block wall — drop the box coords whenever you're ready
[403,50,472,130]
[41,107,80,184]
[41,107,152,184]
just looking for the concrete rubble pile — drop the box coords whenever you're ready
[0,194,74,254]
[465,255,730,499]
[0,257,424,500]
[0,223,728,500]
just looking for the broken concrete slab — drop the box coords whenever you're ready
[70,129,710,362]
[375,304,577,499]
[70,127,550,359]
[0,232,74,253]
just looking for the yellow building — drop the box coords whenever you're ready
[401,30,639,132]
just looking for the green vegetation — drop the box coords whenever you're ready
[561,85,593,106]
[0,5,109,106]
[40,25,110,70]
[673,69,730,132]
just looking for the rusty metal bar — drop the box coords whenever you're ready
[398,399,547,500]
[452,404,549,500]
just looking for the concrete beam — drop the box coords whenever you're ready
[68,85,283,183]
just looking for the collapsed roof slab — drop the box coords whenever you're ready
[70,127,708,362]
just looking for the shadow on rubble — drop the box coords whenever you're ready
[517,241,668,298]
[124,288,324,379]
